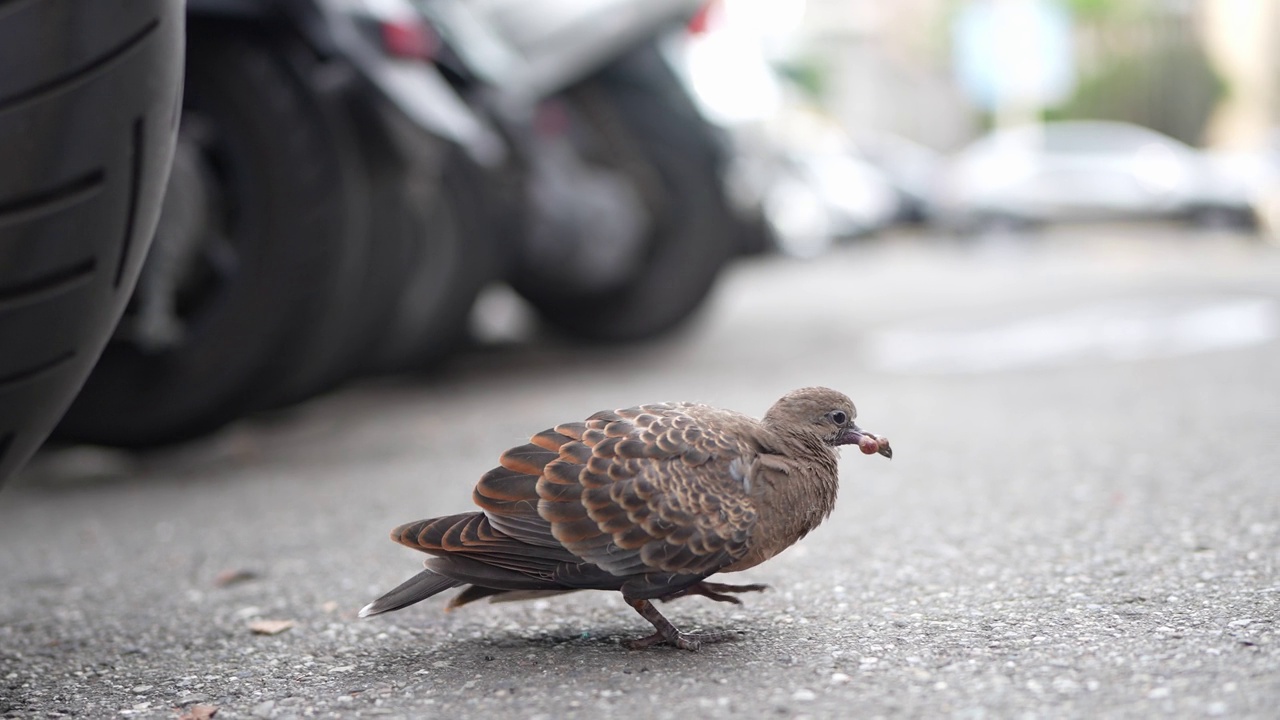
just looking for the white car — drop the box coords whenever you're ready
[934,120,1260,232]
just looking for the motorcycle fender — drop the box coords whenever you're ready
[361,63,506,167]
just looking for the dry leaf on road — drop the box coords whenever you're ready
[248,619,295,635]
[213,568,259,587]
[178,704,218,720]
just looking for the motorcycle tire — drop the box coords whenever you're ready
[364,148,500,373]
[244,37,374,411]
[323,99,423,380]
[0,0,183,487]
[54,31,368,448]
[512,41,736,343]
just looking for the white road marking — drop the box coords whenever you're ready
[865,296,1278,374]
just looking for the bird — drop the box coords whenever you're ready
[359,387,892,650]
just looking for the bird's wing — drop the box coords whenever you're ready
[392,512,581,581]
[474,402,761,579]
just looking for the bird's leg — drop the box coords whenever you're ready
[624,598,704,650]
[659,581,770,605]
[623,597,742,650]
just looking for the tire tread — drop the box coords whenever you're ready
[0,0,182,487]
[0,18,159,114]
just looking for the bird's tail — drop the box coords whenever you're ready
[359,569,460,618]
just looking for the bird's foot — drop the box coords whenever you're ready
[625,630,701,651]
[624,629,736,651]
[624,597,738,651]
[700,582,770,602]
[660,581,770,605]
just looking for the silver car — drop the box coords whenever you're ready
[934,120,1258,232]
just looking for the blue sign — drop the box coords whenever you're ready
[953,0,1076,110]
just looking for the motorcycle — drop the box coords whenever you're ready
[51,0,755,449]
[54,0,500,447]
[416,0,754,342]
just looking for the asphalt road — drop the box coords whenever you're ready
[2,226,1278,719]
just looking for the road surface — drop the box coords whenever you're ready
[2,226,1277,718]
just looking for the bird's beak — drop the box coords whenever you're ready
[839,424,893,459]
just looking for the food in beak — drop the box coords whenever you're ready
[856,433,892,459]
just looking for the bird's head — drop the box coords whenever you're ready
[765,387,892,459]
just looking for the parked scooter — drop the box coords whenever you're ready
[54,0,498,447]
[51,0,754,449]
[415,0,752,342]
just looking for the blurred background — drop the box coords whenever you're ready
[6,0,1280,465]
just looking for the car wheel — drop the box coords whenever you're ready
[958,212,1039,238]
[1189,205,1257,231]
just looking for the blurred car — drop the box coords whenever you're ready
[771,150,899,250]
[1252,160,1280,245]
[851,132,944,224]
[1210,131,1280,239]
[933,120,1259,233]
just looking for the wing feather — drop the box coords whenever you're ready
[392,402,763,597]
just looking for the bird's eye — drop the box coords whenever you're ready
[829,410,848,425]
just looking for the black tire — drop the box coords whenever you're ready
[329,99,424,377]
[954,212,1039,238]
[54,30,368,447]
[511,42,736,343]
[364,149,499,372]
[0,0,183,487]
[243,36,373,410]
[1189,205,1257,231]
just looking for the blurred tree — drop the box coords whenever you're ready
[776,57,828,101]
[1045,40,1225,143]
[1062,0,1149,25]
[1045,0,1226,144]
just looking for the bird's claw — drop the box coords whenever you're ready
[660,581,771,604]
[703,582,770,596]
[625,630,699,650]
[625,629,737,651]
